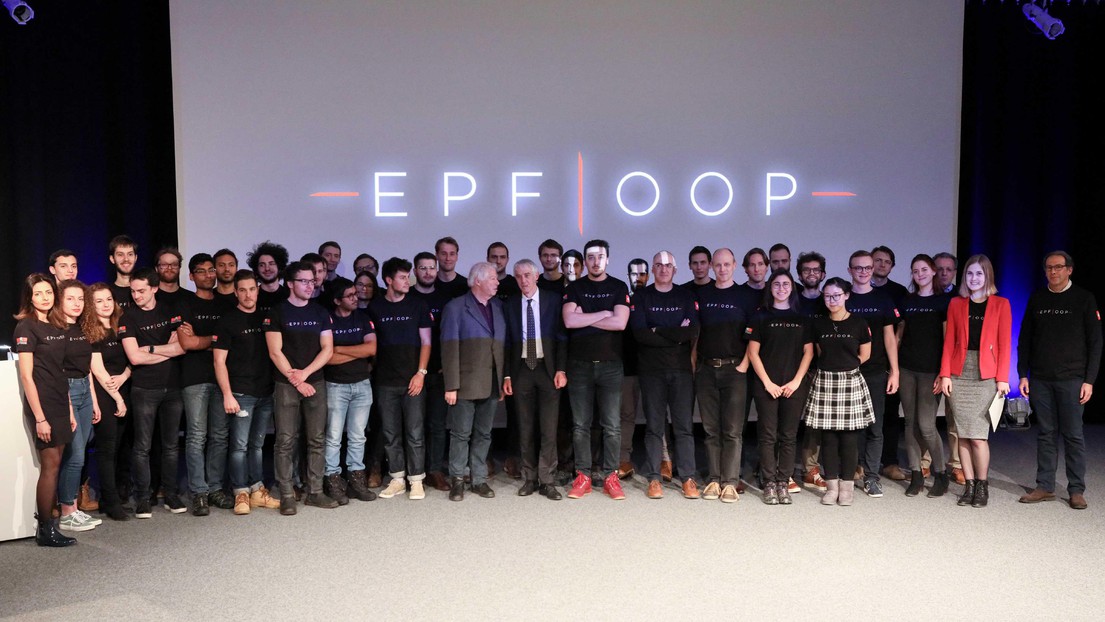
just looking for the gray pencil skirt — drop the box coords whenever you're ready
[948,350,997,440]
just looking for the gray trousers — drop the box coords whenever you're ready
[274,380,327,497]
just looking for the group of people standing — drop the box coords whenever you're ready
[15,235,1100,548]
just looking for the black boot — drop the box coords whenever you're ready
[905,470,925,497]
[957,479,976,506]
[971,479,989,507]
[346,470,377,501]
[35,513,76,548]
[324,473,350,506]
[927,472,949,498]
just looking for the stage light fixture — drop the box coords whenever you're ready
[2,0,33,25]
[1023,2,1064,40]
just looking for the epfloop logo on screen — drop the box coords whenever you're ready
[311,152,854,234]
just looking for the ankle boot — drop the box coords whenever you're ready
[821,479,839,505]
[971,479,989,507]
[957,479,976,506]
[838,480,855,506]
[928,472,949,498]
[78,480,100,512]
[905,470,925,497]
[346,470,377,501]
[35,513,76,548]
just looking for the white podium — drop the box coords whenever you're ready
[1,359,39,542]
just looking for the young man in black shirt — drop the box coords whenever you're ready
[795,251,828,490]
[319,241,342,282]
[154,247,189,313]
[434,236,468,299]
[410,251,453,490]
[536,239,566,292]
[213,269,281,514]
[871,245,910,481]
[1017,251,1103,510]
[109,235,138,311]
[265,261,336,514]
[48,248,79,283]
[738,248,769,317]
[212,249,240,311]
[488,241,521,302]
[769,243,792,272]
[682,245,714,292]
[119,267,186,518]
[247,240,290,315]
[562,239,630,501]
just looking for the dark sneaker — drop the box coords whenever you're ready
[135,499,153,519]
[325,474,350,506]
[207,490,235,510]
[279,496,297,516]
[163,494,187,514]
[863,479,884,498]
[190,493,210,517]
[304,492,339,509]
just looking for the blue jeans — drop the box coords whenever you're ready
[448,395,497,485]
[376,384,426,479]
[131,386,184,496]
[567,360,623,475]
[228,393,273,492]
[59,377,95,505]
[325,379,373,475]
[640,369,696,482]
[183,383,228,494]
[1030,378,1087,494]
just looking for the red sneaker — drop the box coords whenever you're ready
[567,472,592,499]
[604,472,626,500]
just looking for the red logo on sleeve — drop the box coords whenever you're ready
[117,326,127,334]
[893,308,900,318]
[744,327,753,335]
[262,318,271,326]
[1097,310,1101,321]
[16,337,27,346]
[694,301,699,311]
[211,335,218,343]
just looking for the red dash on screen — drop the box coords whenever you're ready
[310,192,360,197]
[811,192,856,197]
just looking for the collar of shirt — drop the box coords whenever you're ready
[1048,280,1073,294]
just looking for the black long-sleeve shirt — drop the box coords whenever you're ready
[629,285,699,373]
[1017,283,1102,383]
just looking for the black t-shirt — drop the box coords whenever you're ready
[747,308,812,383]
[264,301,332,384]
[899,293,949,374]
[735,283,765,318]
[92,331,129,376]
[213,308,273,397]
[846,289,898,374]
[496,275,521,302]
[968,299,987,351]
[410,287,451,373]
[797,293,828,319]
[812,314,871,372]
[118,303,183,389]
[326,309,375,384]
[213,290,239,313]
[257,285,290,316]
[874,279,910,310]
[368,295,433,387]
[563,275,631,362]
[179,295,223,387]
[629,285,699,373]
[537,274,567,293]
[62,323,92,379]
[14,318,70,418]
[695,284,750,360]
[435,275,469,299]
[155,287,193,316]
[109,283,134,311]
[681,278,715,294]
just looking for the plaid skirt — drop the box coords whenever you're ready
[803,368,875,431]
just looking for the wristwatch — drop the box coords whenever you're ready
[418,368,428,375]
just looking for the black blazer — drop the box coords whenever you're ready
[503,290,568,380]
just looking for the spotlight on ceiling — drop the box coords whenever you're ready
[1023,2,1064,40]
[1,0,33,25]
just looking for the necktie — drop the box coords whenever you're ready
[525,298,537,370]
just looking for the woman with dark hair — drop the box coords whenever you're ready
[85,282,132,520]
[748,270,813,505]
[53,280,103,532]
[803,277,874,506]
[897,255,951,497]
[940,254,1011,508]
[14,274,76,546]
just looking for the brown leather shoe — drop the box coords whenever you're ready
[881,465,907,481]
[1069,493,1088,510]
[427,471,451,492]
[660,460,673,482]
[853,466,865,481]
[504,456,522,480]
[1019,488,1056,504]
[647,480,663,499]
[682,479,700,499]
[951,468,966,485]
[367,465,383,488]
[617,461,635,479]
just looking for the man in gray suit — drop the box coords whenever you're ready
[442,262,506,501]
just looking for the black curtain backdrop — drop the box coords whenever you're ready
[1,1,1102,418]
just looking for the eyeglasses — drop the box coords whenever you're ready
[823,293,845,302]
[157,263,180,270]
[291,278,314,285]
[355,282,372,289]
[342,293,359,300]
[849,265,874,273]
[192,268,217,275]
[799,267,822,275]
[1045,264,1069,272]
[771,282,792,290]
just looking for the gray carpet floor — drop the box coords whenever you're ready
[4,426,1105,621]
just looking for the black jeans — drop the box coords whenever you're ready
[640,369,695,482]
[93,382,130,507]
[130,386,184,497]
[753,377,809,483]
[273,381,327,497]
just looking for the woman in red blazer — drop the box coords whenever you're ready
[939,254,1011,508]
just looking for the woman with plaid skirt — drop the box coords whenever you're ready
[803,278,875,506]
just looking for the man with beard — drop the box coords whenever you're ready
[301,252,332,310]
[155,247,190,313]
[409,251,453,490]
[795,251,829,492]
[247,241,290,315]
[768,243,791,272]
[109,235,139,310]
[871,245,909,482]
[213,249,240,311]
[739,248,769,317]
[434,236,468,299]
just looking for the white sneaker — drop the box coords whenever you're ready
[74,509,103,527]
[59,512,96,532]
[409,480,426,500]
[378,478,406,499]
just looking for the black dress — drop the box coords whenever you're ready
[14,318,74,449]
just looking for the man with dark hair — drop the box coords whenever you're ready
[353,253,379,279]
[926,251,962,483]
[562,239,630,500]
[537,239,565,292]
[738,248,769,318]
[323,277,379,504]
[300,252,331,309]
[177,253,232,515]
[503,259,567,500]
[109,235,139,310]
[435,236,468,299]
[487,242,521,301]
[618,258,650,479]
[48,249,78,283]
[682,246,714,292]
[933,252,958,295]
[319,241,342,281]
[213,269,282,514]
[213,249,239,310]
[247,241,290,314]
[628,259,649,293]
[369,257,433,500]
[769,243,791,272]
[442,262,506,501]
[1018,251,1102,510]
[871,245,909,308]
[632,250,701,499]
[265,261,336,515]
[846,250,900,498]
[795,250,828,491]
[119,267,186,518]
[409,251,453,490]
[870,245,909,481]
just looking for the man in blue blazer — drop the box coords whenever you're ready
[441,262,506,501]
[503,259,568,500]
